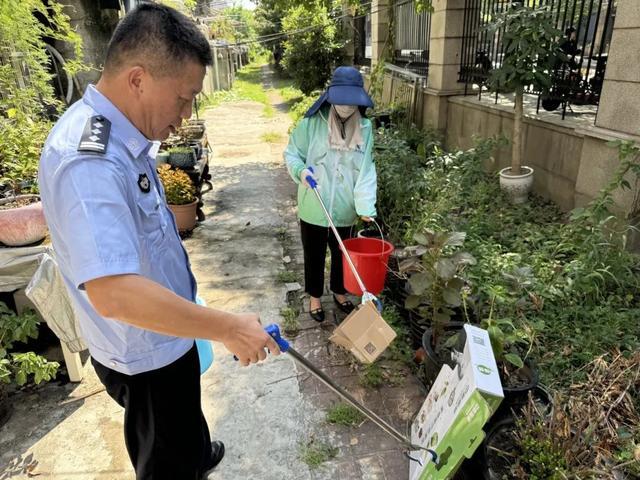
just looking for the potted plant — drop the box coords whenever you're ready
[0,117,50,247]
[177,121,206,141]
[0,196,48,247]
[0,302,59,428]
[480,267,545,409]
[167,146,196,169]
[401,229,476,381]
[157,164,198,232]
[481,302,539,407]
[156,150,170,167]
[485,4,562,203]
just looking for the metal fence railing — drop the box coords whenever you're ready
[459,0,617,118]
[392,0,431,77]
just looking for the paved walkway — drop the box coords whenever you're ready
[0,65,424,480]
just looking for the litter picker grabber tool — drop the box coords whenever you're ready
[304,167,380,307]
[263,323,437,462]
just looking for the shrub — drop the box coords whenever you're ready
[281,2,344,95]
[157,164,195,205]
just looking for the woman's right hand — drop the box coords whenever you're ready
[300,168,317,188]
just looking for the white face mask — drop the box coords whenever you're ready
[333,105,358,119]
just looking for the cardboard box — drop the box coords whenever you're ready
[409,324,504,480]
[329,300,397,363]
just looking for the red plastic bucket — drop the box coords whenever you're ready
[342,237,394,296]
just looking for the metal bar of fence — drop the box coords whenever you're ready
[460,0,472,84]
[590,0,606,62]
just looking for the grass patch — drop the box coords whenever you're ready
[199,62,268,110]
[263,104,275,118]
[277,270,298,283]
[359,363,385,389]
[277,85,304,103]
[275,226,288,242]
[280,306,300,335]
[260,131,283,143]
[299,439,338,469]
[326,403,365,427]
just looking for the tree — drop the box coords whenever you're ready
[486,4,562,176]
[281,1,344,94]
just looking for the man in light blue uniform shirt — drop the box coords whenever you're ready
[38,4,279,479]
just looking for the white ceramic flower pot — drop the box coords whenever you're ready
[499,166,534,204]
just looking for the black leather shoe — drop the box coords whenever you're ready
[202,440,225,477]
[310,307,325,322]
[333,295,355,314]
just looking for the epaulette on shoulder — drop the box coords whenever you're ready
[77,115,111,154]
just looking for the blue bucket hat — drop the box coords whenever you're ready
[305,66,374,118]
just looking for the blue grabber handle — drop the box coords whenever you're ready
[233,324,289,361]
[305,166,318,190]
[265,324,290,353]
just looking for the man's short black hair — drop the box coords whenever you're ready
[104,2,212,75]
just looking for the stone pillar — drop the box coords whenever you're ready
[371,0,391,66]
[342,0,356,65]
[594,0,640,136]
[422,0,467,131]
[574,1,640,248]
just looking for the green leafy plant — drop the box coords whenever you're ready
[381,304,413,364]
[402,230,476,346]
[485,4,562,175]
[279,306,299,335]
[414,1,434,13]
[0,0,85,194]
[0,302,59,387]
[166,146,193,154]
[157,164,196,205]
[481,299,531,370]
[299,438,338,468]
[260,131,283,143]
[277,270,297,283]
[359,363,384,389]
[288,92,319,131]
[325,403,364,427]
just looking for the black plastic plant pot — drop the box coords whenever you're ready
[481,416,518,480]
[373,113,391,129]
[421,321,466,384]
[500,361,539,407]
[490,383,552,429]
[0,385,12,429]
[168,151,196,169]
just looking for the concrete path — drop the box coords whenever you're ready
[192,66,325,480]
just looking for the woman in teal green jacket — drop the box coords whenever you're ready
[284,67,377,322]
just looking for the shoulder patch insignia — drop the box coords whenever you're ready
[78,115,111,154]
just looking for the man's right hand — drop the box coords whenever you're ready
[222,313,281,366]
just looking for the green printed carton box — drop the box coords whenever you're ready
[409,324,504,480]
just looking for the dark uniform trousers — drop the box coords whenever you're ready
[299,219,352,299]
[92,345,213,480]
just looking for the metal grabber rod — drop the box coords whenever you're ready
[263,324,438,462]
[305,168,371,300]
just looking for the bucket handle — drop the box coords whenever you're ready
[351,218,387,257]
